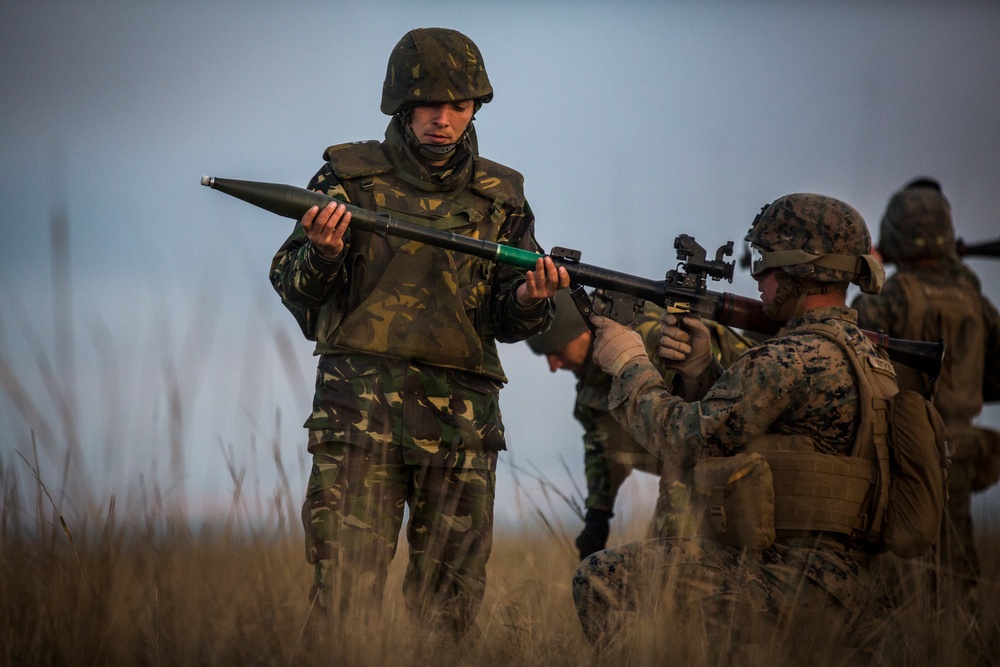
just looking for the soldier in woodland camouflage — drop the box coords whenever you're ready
[853,178,1000,617]
[573,194,896,664]
[526,290,754,558]
[270,28,568,639]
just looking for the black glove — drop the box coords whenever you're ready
[575,508,613,560]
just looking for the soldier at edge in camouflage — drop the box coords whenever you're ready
[269,27,568,641]
[854,178,1000,626]
[573,194,898,664]
[526,290,754,559]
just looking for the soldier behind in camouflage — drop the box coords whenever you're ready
[269,28,568,639]
[853,178,1000,616]
[573,194,895,663]
[526,290,754,559]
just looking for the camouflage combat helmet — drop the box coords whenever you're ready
[381,28,494,116]
[877,178,956,264]
[527,289,589,355]
[745,193,883,294]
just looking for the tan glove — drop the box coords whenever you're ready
[590,315,647,376]
[659,313,713,379]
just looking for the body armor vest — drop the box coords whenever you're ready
[312,140,525,381]
[746,322,897,542]
[726,322,947,558]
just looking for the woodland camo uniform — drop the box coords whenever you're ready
[270,28,556,639]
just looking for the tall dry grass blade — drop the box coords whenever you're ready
[511,457,584,522]
[218,436,248,541]
[15,441,79,569]
[269,408,296,537]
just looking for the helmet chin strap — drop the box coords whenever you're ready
[417,142,458,161]
[763,275,799,321]
[764,274,842,321]
[399,111,472,165]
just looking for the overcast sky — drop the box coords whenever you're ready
[2,0,999,530]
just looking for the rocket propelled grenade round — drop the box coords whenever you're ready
[201,175,545,270]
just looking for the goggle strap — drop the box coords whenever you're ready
[755,249,861,275]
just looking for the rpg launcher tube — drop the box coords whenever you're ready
[202,176,945,379]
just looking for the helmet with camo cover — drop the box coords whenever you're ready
[745,193,883,295]
[527,289,589,356]
[877,178,956,264]
[381,28,494,116]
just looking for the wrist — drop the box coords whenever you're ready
[585,508,614,522]
[309,241,346,265]
[608,347,648,377]
[513,288,550,314]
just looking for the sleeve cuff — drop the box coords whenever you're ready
[508,287,552,319]
[306,242,346,270]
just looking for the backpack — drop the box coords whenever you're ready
[804,322,950,558]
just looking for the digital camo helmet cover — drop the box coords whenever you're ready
[745,193,883,294]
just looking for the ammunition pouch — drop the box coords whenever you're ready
[692,439,878,551]
[692,452,776,550]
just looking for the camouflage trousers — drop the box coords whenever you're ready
[572,536,890,665]
[302,440,495,639]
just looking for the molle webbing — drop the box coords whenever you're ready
[800,322,895,542]
[894,270,986,422]
[750,436,876,538]
[766,450,873,535]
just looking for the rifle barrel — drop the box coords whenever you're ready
[957,237,1000,258]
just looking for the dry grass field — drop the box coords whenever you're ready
[3,452,1000,667]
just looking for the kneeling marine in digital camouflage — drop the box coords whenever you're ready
[573,194,944,664]
[269,27,568,639]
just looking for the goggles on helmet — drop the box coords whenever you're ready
[749,246,861,280]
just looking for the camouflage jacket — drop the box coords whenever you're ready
[270,119,553,467]
[608,306,872,469]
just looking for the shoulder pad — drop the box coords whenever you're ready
[471,157,525,208]
[322,141,393,180]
